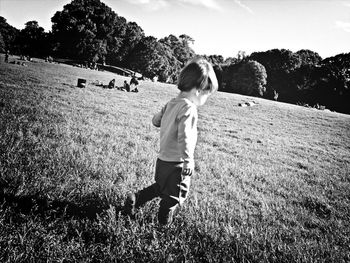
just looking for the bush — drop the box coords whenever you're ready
[229,60,267,97]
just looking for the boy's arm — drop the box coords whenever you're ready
[177,106,197,175]
[152,104,167,127]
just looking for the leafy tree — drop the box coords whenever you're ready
[177,34,195,63]
[115,21,144,66]
[290,50,323,103]
[300,65,346,111]
[127,36,181,82]
[202,54,224,65]
[155,34,196,82]
[224,57,239,65]
[52,0,121,63]
[322,53,350,80]
[249,49,301,101]
[159,51,182,83]
[159,34,195,66]
[105,16,128,65]
[237,50,247,61]
[0,33,5,52]
[16,21,48,57]
[291,53,350,113]
[0,16,19,53]
[213,64,224,91]
[50,0,191,79]
[296,49,322,66]
[317,53,350,113]
[291,64,316,102]
[230,60,267,96]
[52,0,144,65]
[179,34,194,45]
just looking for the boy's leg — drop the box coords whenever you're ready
[135,183,160,208]
[158,196,178,226]
[157,175,190,225]
[124,183,160,216]
[154,159,192,225]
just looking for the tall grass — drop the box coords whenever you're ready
[0,56,349,262]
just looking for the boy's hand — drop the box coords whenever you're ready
[182,163,194,176]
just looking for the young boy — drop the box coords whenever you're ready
[125,57,218,225]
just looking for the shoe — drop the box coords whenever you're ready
[124,193,136,218]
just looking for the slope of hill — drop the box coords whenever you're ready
[0,56,349,262]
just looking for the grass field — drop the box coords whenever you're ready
[0,56,349,262]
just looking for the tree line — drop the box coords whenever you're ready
[0,0,349,114]
[219,50,349,114]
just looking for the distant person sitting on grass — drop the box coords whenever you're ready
[130,74,139,91]
[5,50,9,63]
[123,80,130,92]
[124,57,218,226]
[108,79,115,89]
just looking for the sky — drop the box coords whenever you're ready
[0,0,349,59]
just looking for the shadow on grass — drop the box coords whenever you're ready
[0,189,123,220]
[60,83,76,89]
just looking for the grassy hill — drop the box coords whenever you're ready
[0,56,349,262]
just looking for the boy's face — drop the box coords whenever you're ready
[195,90,210,106]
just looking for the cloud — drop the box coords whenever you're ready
[123,0,254,13]
[342,1,350,8]
[234,0,254,14]
[123,0,222,11]
[177,0,222,11]
[123,0,168,10]
[335,21,350,32]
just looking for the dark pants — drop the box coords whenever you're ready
[135,159,191,225]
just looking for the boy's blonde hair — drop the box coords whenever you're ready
[177,57,218,93]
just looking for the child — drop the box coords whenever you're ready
[124,57,218,225]
[122,80,130,92]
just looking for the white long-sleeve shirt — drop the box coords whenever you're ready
[152,97,198,167]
